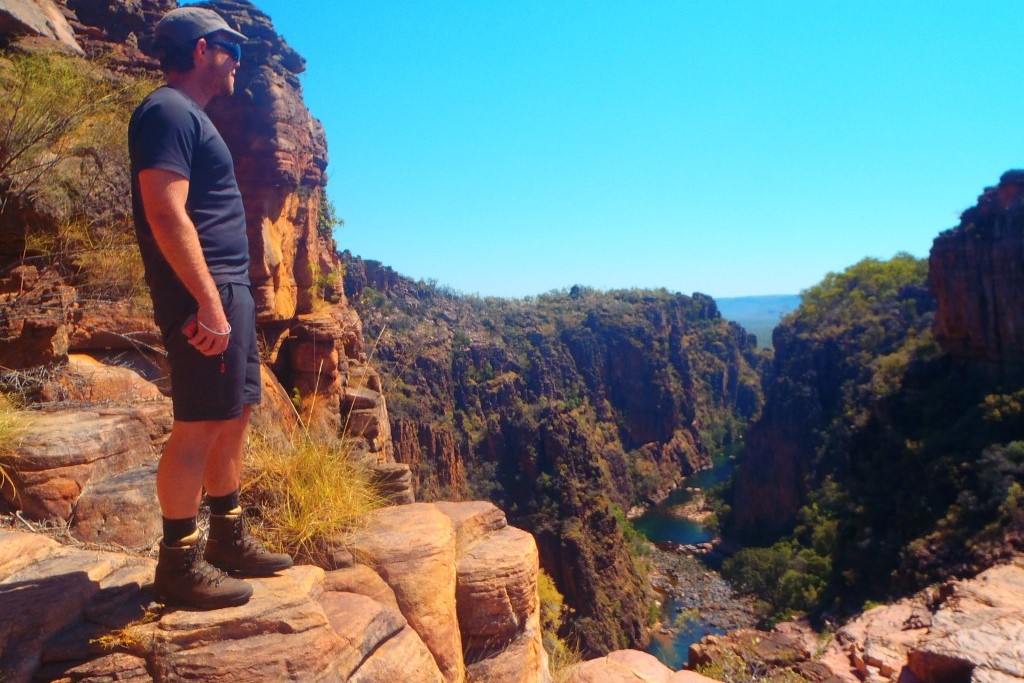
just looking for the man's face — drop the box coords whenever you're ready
[200,32,241,98]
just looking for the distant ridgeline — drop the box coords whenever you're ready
[714,295,800,349]
[340,254,767,655]
[723,171,1024,622]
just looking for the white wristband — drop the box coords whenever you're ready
[198,320,232,336]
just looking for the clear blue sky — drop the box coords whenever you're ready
[210,1,1024,298]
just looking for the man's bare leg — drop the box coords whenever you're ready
[153,416,253,608]
[199,405,294,575]
[157,418,231,520]
[203,405,251,498]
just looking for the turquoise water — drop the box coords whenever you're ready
[632,457,734,545]
[637,456,737,669]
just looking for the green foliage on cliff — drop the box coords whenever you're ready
[727,253,1024,619]
[0,50,158,305]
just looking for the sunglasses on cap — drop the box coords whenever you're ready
[206,37,242,62]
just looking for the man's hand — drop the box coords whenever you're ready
[182,306,231,356]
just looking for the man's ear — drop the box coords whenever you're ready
[193,37,210,64]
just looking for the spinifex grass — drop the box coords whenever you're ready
[241,427,384,565]
[0,394,27,505]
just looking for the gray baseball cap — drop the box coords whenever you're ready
[155,7,247,46]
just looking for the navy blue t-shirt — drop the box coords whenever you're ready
[129,86,249,330]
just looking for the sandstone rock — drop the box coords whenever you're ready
[370,461,415,505]
[0,0,84,55]
[566,649,705,683]
[465,610,551,683]
[49,652,152,683]
[457,525,538,654]
[149,566,348,682]
[348,624,447,683]
[68,303,161,354]
[350,502,464,683]
[319,590,444,682]
[0,265,75,369]
[435,500,508,555]
[930,172,1024,366]
[0,532,152,683]
[3,405,170,521]
[323,563,400,612]
[70,463,160,549]
[907,561,1024,683]
[250,363,300,438]
[56,354,164,404]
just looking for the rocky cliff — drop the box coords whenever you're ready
[930,170,1024,369]
[343,254,766,655]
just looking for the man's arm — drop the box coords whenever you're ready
[137,167,231,357]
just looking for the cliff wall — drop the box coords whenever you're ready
[930,170,1024,368]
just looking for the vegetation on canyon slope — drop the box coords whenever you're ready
[722,253,1024,622]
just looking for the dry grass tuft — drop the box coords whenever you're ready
[241,427,384,565]
[90,606,160,653]
[0,394,29,505]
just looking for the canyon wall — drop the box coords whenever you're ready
[343,254,766,655]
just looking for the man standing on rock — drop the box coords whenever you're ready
[129,7,292,609]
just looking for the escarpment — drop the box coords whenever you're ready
[930,170,1024,368]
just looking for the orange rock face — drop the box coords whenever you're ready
[930,171,1024,367]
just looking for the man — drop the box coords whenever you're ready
[129,6,292,609]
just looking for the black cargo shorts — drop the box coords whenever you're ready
[159,282,261,422]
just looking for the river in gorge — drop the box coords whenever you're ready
[633,454,759,670]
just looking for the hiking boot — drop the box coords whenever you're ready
[154,531,253,609]
[205,507,294,576]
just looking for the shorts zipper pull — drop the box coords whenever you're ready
[220,353,226,374]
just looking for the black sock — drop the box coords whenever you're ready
[207,490,240,515]
[162,516,197,545]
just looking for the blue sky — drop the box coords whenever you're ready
[207,1,1024,298]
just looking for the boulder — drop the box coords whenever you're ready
[0,531,154,683]
[0,265,75,370]
[68,303,161,354]
[907,561,1024,683]
[319,590,444,682]
[566,649,712,683]
[456,525,538,654]
[435,500,508,555]
[69,463,160,549]
[147,566,347,682]
[348,624,447,683]
[0,0,84,55]
[323,563,400,611]
[57,354,164,404]
[349,502,464,683]
[465,610,551,683]
[2,405,170,521]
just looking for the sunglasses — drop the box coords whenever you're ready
[206,38,242,62]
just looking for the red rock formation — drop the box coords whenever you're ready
[930,170,1024,368]
[0,266,75,369]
